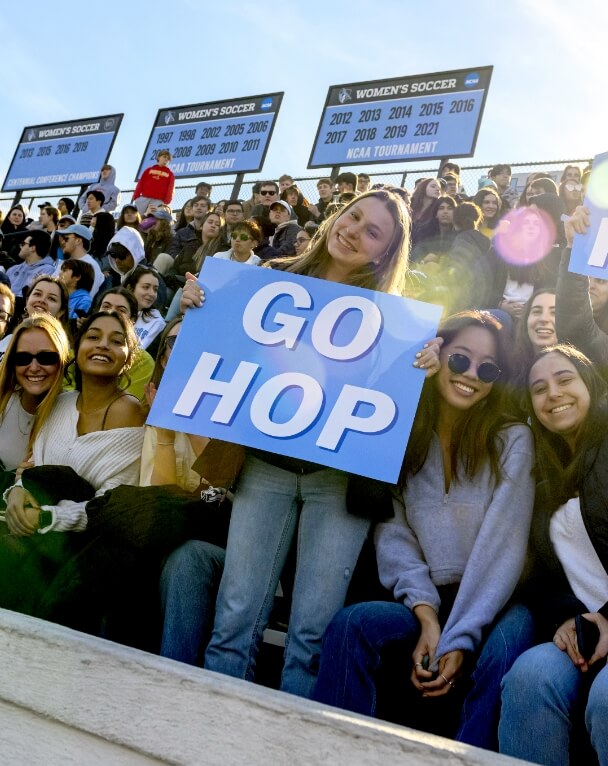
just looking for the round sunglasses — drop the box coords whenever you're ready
[447,353,501,384]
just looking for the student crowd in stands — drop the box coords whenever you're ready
[0,155,606,765]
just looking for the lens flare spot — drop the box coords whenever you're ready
[493,208,555,266]
[586,161,608,209]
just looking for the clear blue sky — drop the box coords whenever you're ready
[0,0,604,194]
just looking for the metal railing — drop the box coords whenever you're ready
[0,158,592,217]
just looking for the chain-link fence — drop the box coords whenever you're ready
[0,158,592,217]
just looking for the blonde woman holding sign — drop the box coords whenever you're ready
[179,190,440,698]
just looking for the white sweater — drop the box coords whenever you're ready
[31,391,144,533]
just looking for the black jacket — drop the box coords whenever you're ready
[522,435,608,638]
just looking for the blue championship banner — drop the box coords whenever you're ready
[2,114,123,191]
[136,92,283,180]
[569,150,608,277]
[308,66,493,168]
[147,259,442,483]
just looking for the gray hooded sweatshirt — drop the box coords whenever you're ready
[106,226,146,283]
[78,165,121,212]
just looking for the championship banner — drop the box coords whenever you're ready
[569,150,608,276]
[136,92,283,180]
[308,66,493,168]
[148,259,442,483]
[2,114,123,191]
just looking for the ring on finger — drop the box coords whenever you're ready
[440,672,454,688]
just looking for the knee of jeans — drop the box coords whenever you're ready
[503,644,575,699]
[165,540,220,578]
[586,668,608,727]
[323,604,374,646]
[501,646,547,696]
[490,607,537,669]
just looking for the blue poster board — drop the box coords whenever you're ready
[136,92,283,180]
[569,150,608,277]
[147,259,442,483]
[308,67,493,168]
[2,114,123,191]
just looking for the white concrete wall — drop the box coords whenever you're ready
[0,608,532,765]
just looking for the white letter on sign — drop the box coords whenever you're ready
[250,372,324,438]
[316,384,397,451]
[172,352,259,422]
[312,296,382,360]
[242,281,312,349]
[587,217,608,269]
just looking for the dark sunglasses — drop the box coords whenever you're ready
[109,250,130,261]
[447,353,501,384]
[259,190,277,196]
[14,351,60,367]
[165,334,177,350]
[231,232,251,241]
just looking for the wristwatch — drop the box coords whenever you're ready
[38,509,53,531]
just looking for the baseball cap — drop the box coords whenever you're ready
[151,209,172,222]
[270,200,292,214]
[58,223,93,241]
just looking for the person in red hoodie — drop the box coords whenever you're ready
[132,150,175,215]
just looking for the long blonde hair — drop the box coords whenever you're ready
[271,189,411,295]
[0,314,71,449]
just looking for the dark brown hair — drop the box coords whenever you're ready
[526,343,608,507]
[403,310,519,486]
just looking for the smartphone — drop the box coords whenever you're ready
[575,614,600,661]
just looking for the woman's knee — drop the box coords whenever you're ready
[502,643,580,703]
[586,665,608,732]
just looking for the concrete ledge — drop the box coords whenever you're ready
[0,608,531,765]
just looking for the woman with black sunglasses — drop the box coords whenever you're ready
[0,311,145,624]
[314,310,535,751]
[0,314,70,503]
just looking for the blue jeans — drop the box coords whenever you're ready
[160,540,226,665]
[204,455,370,699]
[313,601,535,750]
[500,642,608,766]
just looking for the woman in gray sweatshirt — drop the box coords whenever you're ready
[314,310,535,751]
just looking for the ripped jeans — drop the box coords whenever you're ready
[204,455,370,699]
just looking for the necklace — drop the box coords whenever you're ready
[77,391,123,417]
[16,395,35,436]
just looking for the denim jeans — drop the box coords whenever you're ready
[204,455,370,699]
[313,601,535,749]
[499,642,608,766]
[160,540,226,665]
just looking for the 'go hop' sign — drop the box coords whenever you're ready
[147,259,441,483]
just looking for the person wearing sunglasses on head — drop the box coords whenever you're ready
[214,220,262,266]
[559,178,584,217]
[314,310,535,752]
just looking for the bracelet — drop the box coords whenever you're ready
[156,441,175,446]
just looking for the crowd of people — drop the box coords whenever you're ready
[0,155,606,765]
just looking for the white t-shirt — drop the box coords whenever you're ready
[134,309,165,350]
[214,250,261,266]
[550,497,608,612]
